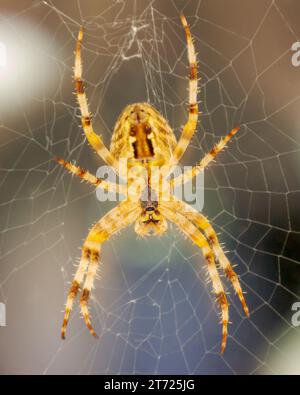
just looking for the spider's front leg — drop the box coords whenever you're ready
[160,203,229,354]
[61,200,140,339]
[167,198,249,318]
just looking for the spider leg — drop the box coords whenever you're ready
[168,15,199,169]
[75,28,118,170]
[55,157,127,195]
[160,203,229,354]
[169,126,240,189]
[79,242,101,338]
[168,198,249,317]
[61,200,140,339]
[61,247,89,340]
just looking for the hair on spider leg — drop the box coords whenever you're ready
[218,317,232,326]
[204,275,213,285]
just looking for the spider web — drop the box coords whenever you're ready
[0,0,300,375]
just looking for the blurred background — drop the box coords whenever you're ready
[0,0,300,375]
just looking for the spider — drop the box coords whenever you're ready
[56,15,249,354]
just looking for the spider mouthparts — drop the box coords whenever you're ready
[143,218,160,225]
[145,206,156,212]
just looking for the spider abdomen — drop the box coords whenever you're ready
[131,123,154,159]
[110,103,177,163]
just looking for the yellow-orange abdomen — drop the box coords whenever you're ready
[110,103,177,163]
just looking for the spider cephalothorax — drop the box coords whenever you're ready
[56,15,249,354]
[135,200,168,237]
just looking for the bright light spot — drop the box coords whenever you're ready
[0,42,7,67]
[0,18,61,115]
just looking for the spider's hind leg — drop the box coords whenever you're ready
[168,14,199,169]
[74,27,118,170]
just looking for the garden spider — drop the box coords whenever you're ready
[56,15,249,354]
